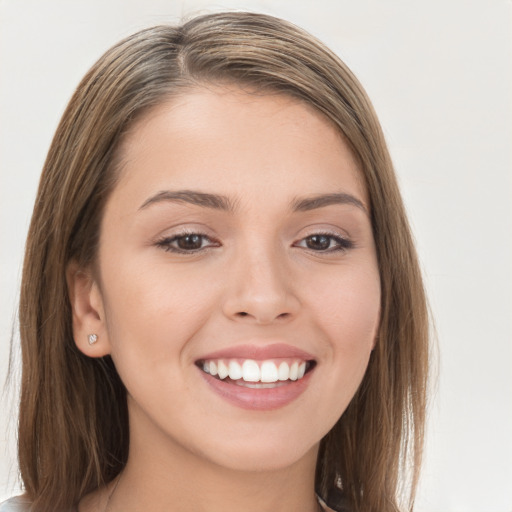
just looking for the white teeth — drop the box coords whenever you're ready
[242,360,260,382]
[234,380,287,389]
[289,361,299,381]
[261,361,279,383]
[297,361,306,379]
[228,361,242,380]
[217,360,229,379]
[201,358,311,383]
[278,362,290,381]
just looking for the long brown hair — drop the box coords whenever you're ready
[18,12,429,512]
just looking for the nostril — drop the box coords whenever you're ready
[234,311,292,321]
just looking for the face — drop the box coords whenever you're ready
[73,87,380,473]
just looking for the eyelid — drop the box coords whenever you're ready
[293,230,354,252]
[153,225,354,255]
[155,230,220,254]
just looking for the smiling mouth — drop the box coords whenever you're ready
[196,358,316,388]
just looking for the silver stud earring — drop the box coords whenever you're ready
[88,334,98,345]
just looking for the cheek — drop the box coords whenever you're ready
[99,257,220,363]
[98,265,211,414]
[306,263,380,386]
[310,264,380,342]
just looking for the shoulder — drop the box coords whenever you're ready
[0,496,32,512]
[318,497,338,512]
[318,489,353,512]
[0,496,77,512]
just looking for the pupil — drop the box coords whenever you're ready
[178,235,202,250]
[307,235,330,250]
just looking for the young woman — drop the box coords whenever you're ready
[1,12,429,512]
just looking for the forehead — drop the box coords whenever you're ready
[111,86,368,210]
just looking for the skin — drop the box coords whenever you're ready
[69,86,381,512]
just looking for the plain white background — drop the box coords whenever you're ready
[1,0,511,510]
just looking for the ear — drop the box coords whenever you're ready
[67,260,112,358]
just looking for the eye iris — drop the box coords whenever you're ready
[306,235,331,250]
[177,234,203,250]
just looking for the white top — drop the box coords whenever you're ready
[0,496,32,512]
[0,497,75,512]
[1,495,338,511]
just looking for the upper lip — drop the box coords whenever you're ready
[197,343,315,361]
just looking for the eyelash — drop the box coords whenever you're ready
[155,232,219,254]
[155,231,353,254]
[294,233,354,253]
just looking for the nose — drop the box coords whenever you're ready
[222,244,300,325]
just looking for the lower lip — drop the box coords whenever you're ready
[199,369,314,411]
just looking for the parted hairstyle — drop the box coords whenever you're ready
[17,11,429,512]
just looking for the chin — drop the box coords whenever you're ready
[197,437,320,474]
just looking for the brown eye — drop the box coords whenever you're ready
[305,235,331,251]
[295,233,354,253]
[156,233,219,253]
[176,234,204,250]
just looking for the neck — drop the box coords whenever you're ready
[114,445,320,512]
[104,408,320,512]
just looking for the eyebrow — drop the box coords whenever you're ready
[139,190,235,211]
[290,193,368,213]
[138,189,367,215]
